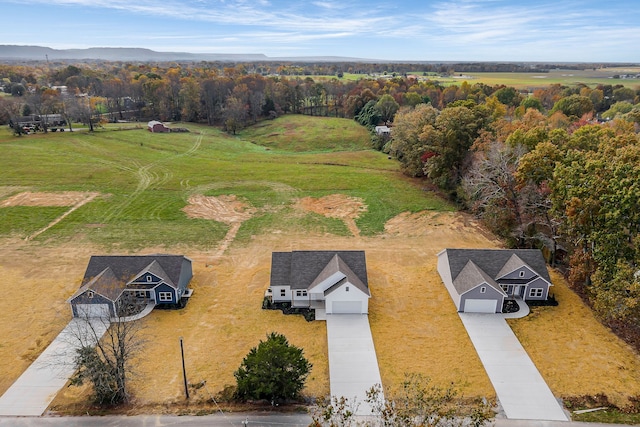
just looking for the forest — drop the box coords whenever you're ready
[1,60,640,351]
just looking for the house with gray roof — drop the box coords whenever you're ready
[268,250,370,317]
[437,249,553,313]
[68,254,193,318]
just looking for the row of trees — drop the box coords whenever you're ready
[2,62,639,135]
[388,87,640,350]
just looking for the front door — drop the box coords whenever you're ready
[518,286,526,298]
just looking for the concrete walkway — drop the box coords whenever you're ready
[459,313,568,421]
[0,318,109,416]
[325,314,383,415]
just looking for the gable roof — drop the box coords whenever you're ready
[68,266,124,302]
[130,260,174,286]
[309,253,370,296]
[444,249,551,284]
[496,253,533,279]
[270,250,368,291]
[453,260,506,296]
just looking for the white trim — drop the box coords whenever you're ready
[529,288,544,298]
[158,291,172,302]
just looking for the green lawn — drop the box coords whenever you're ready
[0,116,452,249]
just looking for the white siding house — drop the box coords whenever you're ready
[268,250,370,317]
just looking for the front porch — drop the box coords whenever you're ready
[500,284,526,298]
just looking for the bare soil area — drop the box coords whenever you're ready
[1,197,639,414]
[182,194,256,224]
[295,194,367,236]
[0,191,99,207]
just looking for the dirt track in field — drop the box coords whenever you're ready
[0,191,99,207]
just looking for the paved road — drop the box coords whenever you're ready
[459,313,568,421]
[325,314,383,415]
[0,414,633,427]
[0,413,313,427]
[0,318,109,416]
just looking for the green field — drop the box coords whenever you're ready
[317,68,640,89]
[0,116,451,249]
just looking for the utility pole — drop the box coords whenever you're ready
[180,337,189,399]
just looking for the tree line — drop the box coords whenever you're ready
[2,62,638,135]
[388,80,640,352]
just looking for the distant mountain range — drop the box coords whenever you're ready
[0,45,376,63]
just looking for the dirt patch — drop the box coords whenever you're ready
[295,194,367,237]
[384,211,502,243]
[0,191,99,207]
[182,194,256,224]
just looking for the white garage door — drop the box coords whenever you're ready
[74,304,110,318]
[464,299,497,313]
[331,301,362,314]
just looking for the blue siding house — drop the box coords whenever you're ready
[68,254,193,318]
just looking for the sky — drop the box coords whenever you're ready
[1,0,640,62]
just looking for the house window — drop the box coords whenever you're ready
[87,290,94,299]
[345,286,349,292]
[480,286,486,294]
[136,291,148,298]
[519,271,525,278]
[529,288,543,298]
[280,289,286,297]
[295,290,308,297]
[146,275,152,282]
[158,291,173,302]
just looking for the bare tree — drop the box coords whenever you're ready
[67,302,146,405]
[311,374,493,427]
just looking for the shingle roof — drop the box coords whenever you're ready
[496,253,531,279]
[444,249,551,284]
[310,254,370,296]
[73,255,188,302]
[270,250,368,291]
[131,260,174,286]
[453,260,506,296]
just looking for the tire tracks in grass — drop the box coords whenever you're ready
[100,133,202,224]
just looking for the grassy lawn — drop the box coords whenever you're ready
[1,116,640,417]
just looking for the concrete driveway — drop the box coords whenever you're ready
[0,318,109,416]
[459,313,568,421]
[325,314,383,415]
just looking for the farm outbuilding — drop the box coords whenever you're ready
[147,120,170,133]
